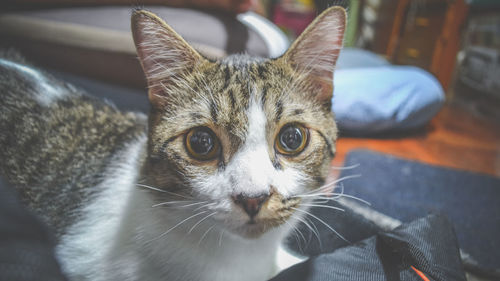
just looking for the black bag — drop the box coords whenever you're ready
[271,213,466,281]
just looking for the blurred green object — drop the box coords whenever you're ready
[344,0,360,47]
[312,0,359,47]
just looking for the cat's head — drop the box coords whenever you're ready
[132,7,346,238]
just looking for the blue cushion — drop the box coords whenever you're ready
[332,49,445,135]
[336,47,390,69]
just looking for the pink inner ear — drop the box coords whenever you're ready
[285,7,346,101]
[131,11,202,106]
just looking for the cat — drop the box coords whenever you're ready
[0,6,346,281]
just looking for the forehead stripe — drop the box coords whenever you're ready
[223,65,231,89]
[275,100,283,122]
[228,89,236,110]
[210,100,218,122]
[260,83,269,106]
[257,64,267,79]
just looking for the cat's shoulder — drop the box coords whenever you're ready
[0,50,147,237]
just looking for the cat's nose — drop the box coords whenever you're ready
[232,193,269,219]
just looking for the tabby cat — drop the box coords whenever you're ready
[0,6,346,281]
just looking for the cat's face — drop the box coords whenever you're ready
[132,8,345,238]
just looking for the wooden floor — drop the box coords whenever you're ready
[331,99,500,178]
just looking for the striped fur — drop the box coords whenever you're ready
[0,6,346,281]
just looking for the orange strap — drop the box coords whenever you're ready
[411,266,431,281]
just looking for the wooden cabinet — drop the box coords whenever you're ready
[385,0,469,90]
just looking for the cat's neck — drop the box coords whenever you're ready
[111,185,289,281]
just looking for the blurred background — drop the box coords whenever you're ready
[256,0,500,178]
[1,1,500,280]
[2,0,498,178]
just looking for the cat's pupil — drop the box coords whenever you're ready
[280,126,303,151]
[190,130,214,154]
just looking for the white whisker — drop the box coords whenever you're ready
[151,200,202,208]
[136,183,192,199]
[300,204,345,212]
[193,202,217,212]
[304,216,322,248]
[284,220,306,251]
[218,230,224,247]
[333,194,371,206]
[291,207,348,243]
[188,212,217,234]
[293,213,322,248]
[312,197,330,204]
[306,174,361,195]
[136,183,168,193]
[313,183,344,201]
[198,225,215,246]
[149,211,207,243]
[330,163,360,170]
[306,194,371,206]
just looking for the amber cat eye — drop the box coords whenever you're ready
[185,127,220,160]
[275,124,308,155]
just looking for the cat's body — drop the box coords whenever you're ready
[0,54,285,281]
[0,7,346,281]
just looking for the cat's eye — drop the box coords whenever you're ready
[185,127,220,161]
[275,124,308,155]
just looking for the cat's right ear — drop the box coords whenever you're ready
[280,6,346,104]
[131,10,203,107]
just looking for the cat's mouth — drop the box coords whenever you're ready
[232,201,301,238]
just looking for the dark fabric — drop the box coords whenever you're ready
[340,149,500,277]
[0,177,67,281]
[285,199,381,256]
[272,214,466,281]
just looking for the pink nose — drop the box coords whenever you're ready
[232,193,269,218]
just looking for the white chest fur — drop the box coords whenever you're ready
[55,136,296,281]
[104,186,288,281]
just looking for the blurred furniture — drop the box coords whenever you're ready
[333,48,445,135]
[456,5,500,100]
[459,46,500,99]
[358,0,469,91]
[387,0,468,90]
[0,6,288,89]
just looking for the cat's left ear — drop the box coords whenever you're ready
[281,6,346,103]
[131,10,204,107]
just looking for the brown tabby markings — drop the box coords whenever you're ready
[141,58,337,222]
[0,6,345,242]
[0,59,145,236]
[131,8,344,226]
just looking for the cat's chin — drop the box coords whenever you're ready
[230,219,284,239]
[235,224,267,239]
